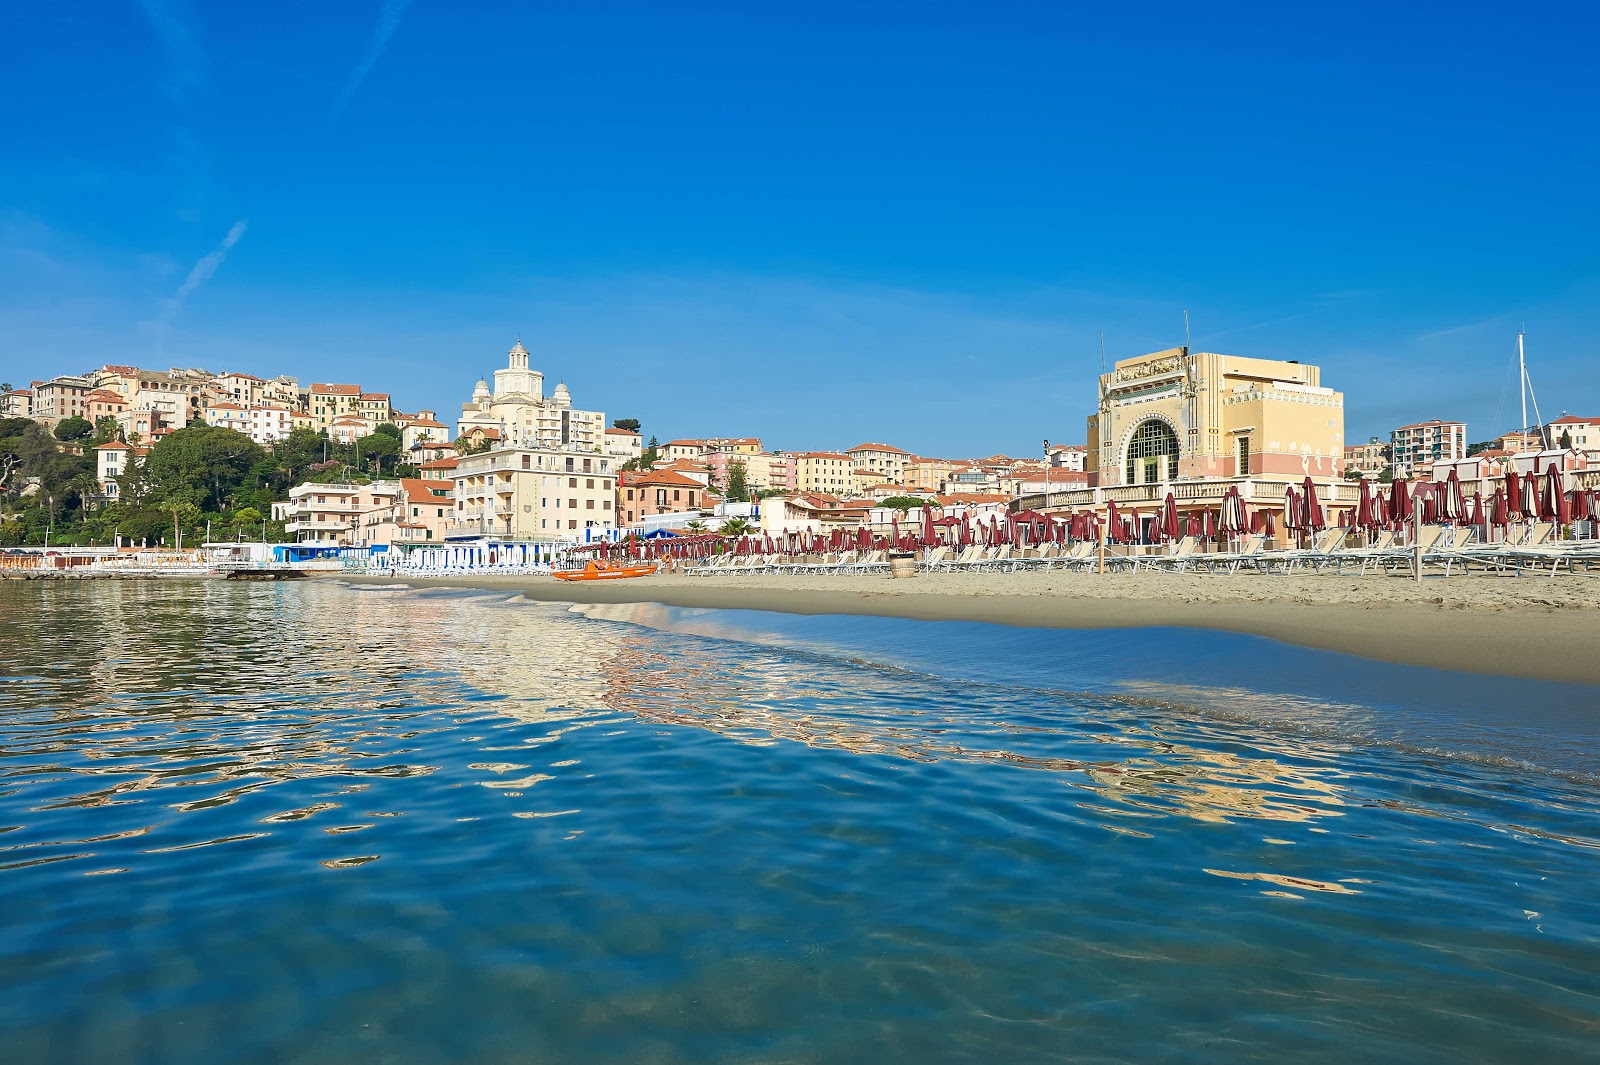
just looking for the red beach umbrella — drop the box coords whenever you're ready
[1491,488,1508,529]
[1263,511,1277,538]
[1519,470,1539,520]
[1442,469,1465,523]
[1302,477,1325,531]
[1162,492,1181,542]
[1203,507,1218,539]
[1105,500,1120,543]
[1546,466,1569,524]
[1389,480,1412,526]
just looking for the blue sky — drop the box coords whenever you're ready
[3,0,1597,455]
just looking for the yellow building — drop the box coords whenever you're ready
[1086,347,1344,486]
[452,446,618,539]
[792,452,854,494]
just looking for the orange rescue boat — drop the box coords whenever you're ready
[551,560,659,581]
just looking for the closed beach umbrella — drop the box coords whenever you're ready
[1302,477,1325,531]
[1204,507,1218,539]
[1162,493,1180,542]
[1389,480,1411,526]
[1356,479,1375,529]
[1263,511,1276,538]
[1469,492,1484,527]
[1519,470,1539,519]
[1546,466,1569,524]
[1442,469,1465,523]
[1504,471,1521,518]
[1105,500,1120,543]
[1491,488,1508,529]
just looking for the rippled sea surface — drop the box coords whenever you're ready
[3,580,1600,1064]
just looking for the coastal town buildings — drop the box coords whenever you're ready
[1048,444,1088,472]
[93,440,150,499]
[1390,419,1466,478]
[1344,437,1391,476]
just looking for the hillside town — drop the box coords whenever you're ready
[2,337,1597,557]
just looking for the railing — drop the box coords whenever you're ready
[1014,476,1360,513]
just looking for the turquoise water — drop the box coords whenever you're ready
[2,581,1599,1063]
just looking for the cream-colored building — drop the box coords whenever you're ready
[845,442,910,491]
[309,383,363,433]
[272,481,400,544]
[457,340,605,454]
[1344,437,1391,476]
[1087,347,1345,486]
[1390,419,1465,478]
[792,452,854,494]
[452,446,618,539]
[396,409,450,451]
[603,426,643,464]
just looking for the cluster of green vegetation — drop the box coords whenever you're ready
[0,418,421,547]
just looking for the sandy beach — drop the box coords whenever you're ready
[339,569,1600,686]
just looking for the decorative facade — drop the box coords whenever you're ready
[457,340,605,453]
[1085,347,1345,487]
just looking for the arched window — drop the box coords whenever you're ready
[1125,419,1179,485]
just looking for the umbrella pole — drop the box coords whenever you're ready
[1413,501,1424,584]
[1098,510,1107,575]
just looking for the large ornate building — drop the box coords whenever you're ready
[1085,347,1345,486]
[458,340,606,453]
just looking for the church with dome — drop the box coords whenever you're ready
[457,340,606,453]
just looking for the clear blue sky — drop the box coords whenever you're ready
[4,1,1597,455]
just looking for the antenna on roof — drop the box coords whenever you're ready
[1098,332,1106,376]
[1183,308,1191,354]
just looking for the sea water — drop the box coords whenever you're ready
[1,580,1598,1063]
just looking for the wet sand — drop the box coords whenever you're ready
[339,570,1600,686]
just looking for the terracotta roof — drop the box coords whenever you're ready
[621,469,706,488]
[1548,415,1600,425]
[220,372,264,382]
[400,478,455,499]
[95,441,132,450]
[605,427,641,436]
[311,383,362,395]
[360,393,390,401]
[207,402,245,411]
[84,389,125,402]
[797,452,851,460]
[845,442,909,454]
[419,456,460,470]
[407,418,446,428]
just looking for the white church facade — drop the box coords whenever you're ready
[458,340,607,453]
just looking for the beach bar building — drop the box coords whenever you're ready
[1018,346,1354,538]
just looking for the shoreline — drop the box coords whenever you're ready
[336,570,1600,687]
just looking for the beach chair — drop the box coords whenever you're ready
[920,546,950,571]
[1210,534,1267,574]
[1138,536,1199,572]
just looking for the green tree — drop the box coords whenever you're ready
[137,424,266,512]
[718,516,754,536]
[612,418,641,433]
[0,382,11,394]
[92,416,120,444]
[1377,466,1395,484]
[374,422,402,441]
[684,519,707,533]
[356,431,400,474]
[53,416,93,441]
[879,495,927,513]
[1560,429,1573,449]
[724,459,749,501]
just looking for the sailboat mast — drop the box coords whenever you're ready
[1518,331,1528,452]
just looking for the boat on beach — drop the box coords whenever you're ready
[551,560,658,582]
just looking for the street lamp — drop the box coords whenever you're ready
[1042,439,1051,511]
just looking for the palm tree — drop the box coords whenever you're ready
[684,519,708,533]
[718,517,754,536]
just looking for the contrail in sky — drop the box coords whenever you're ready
[162,219,248,323]
[331,0,414,123]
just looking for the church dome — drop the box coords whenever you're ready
[509,339,529,357]
[553,381,571,406]
[473,378,491,402]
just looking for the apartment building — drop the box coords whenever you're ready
[1390,419,1466,477]
[618,469,714,526]
[375,478,457,544]
[792,452,854,494]
[1545,414,1600,456]
[845,442,910,491]
[94,440,149,499]
[662,437,763,462]
[84,388,128,426]
[29,375,95,427]
[396,409,450,451]
[603,426,643,464]
[272,482,400,545]
[1344,437,1391,476]
[1047,444,1088,472]
[309,383,363,432]
[1,389,32,417]
[451,446,618,539]
[216,372,265,407]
